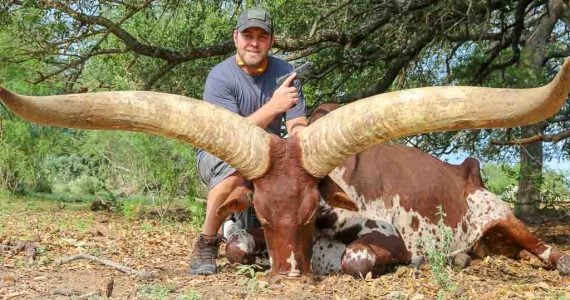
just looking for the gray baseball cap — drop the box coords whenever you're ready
[236,7,273,34]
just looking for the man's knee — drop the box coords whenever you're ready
[208,173,244,197]
[222,173,246,187]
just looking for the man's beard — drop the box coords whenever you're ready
[239,52,265,67]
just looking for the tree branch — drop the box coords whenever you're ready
[309,0,354,37]
[492,129,570,145]
[55,253,153,278]
[333,32,433,103]
[143,61,178,90]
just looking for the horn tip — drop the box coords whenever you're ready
[563,56,570,69]
[0,86,9,99]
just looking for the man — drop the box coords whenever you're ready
[188,7,308,275]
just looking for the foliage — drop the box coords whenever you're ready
[417,206,455,294]
[482,164,519,196]
[236,263,264,278]
[236,264,267,295]
[177,290,202,300]
[0,119,70,194]
[77,131,203,211]
[0,1,569,219]
[0,35,205,212]
[137,283,176,299]
[482,163,570,210]
[121,197,145,220]
[0,31,70,194]
[188,200,206,230]
[0,114,205,215]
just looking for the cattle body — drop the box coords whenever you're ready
[224,103,570,278]
[1,58,570,281]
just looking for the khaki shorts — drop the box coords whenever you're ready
[196,151,260,230]
[196,151,237,190]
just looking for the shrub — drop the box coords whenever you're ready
[69,175,103,195]
[417,206,455,293]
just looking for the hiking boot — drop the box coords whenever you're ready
[188,234,222,275]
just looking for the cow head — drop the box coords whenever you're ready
[216,135,357,281]
[0,58,569,281]
[251,136,320,278]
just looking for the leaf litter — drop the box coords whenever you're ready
[0,202,568,299]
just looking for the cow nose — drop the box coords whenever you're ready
[287,270,301,277]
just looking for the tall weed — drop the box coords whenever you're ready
[418,205,455,293]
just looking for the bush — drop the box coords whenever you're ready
[483,163,570,208]
[0,119,73,194]
[69,175,103,195]
[121,197,145,219]
[0,110,205,218]
[481,163,518,195]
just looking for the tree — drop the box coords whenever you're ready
[513,0,569,218]
[1,1,569,213]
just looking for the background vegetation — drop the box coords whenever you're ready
[0,0,569,219]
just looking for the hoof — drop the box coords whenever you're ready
[557,255,570,276]
[341,245,381,278]
[225,230,256,265]
[453,253,472,269]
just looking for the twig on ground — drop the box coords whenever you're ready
[78,291,100,299]
[54,253,154,278]
[53,288,80,296]
[4,292,27,300]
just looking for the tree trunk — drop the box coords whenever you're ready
[515,125,543,218]
[514,0,567,219]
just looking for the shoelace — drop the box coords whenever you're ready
[195,235,221,260]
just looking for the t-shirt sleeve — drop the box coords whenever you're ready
[202,69,239,114]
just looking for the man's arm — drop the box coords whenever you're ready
[286,116,308,136]
[246,73,299,128]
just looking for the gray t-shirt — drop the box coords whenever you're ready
[196,55,306,159]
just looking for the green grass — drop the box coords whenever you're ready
[0,193,205,246]
[26,191,99,203]
[55,214,95,233]
[136,284,202,300]
[0,191,204,220]
[137,283,176,299]
[0,193,90,213]
[177,290,202,300]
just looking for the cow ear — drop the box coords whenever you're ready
[216,186,253,217]
[327,191,358,212]
[319,176,358,212]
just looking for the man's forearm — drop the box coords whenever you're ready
[246,103,281,128]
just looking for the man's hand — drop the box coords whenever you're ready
[286,116,308,136]
[246,72,303,129]
[267,73,299,114]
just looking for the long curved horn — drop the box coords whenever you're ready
[0,88,271,179]
[300,57,570,178]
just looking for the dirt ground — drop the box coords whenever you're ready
[0,198,568,299]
